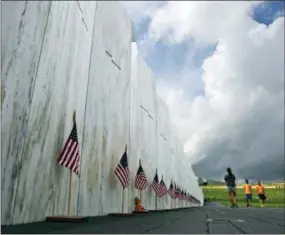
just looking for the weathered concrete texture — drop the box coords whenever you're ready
[2,207,284,234]
[1,1,203,226]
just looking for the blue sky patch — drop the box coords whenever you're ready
[252,1,284,25]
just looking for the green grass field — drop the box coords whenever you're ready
[202,187,285,208]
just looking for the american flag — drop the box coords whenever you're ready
[159,176,168,196]
[175,185,179,198]
[168,181,176,199]
[57,119,80,176]
[177,187,183,200]
[114,147,130,188]
[151,170,162,197]
[174,183,180,199]
[135,161,148,190]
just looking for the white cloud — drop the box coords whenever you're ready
[148,1,263,44]
[120,1,162,25]
[123,1,284,181]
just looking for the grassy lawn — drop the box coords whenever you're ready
[202,186,285,208]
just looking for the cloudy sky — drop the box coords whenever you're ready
[121,1,284,182]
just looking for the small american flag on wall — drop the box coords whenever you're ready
[151,170,162,197]
[174,183,179,199]
[114,146,130,188]
[159,176,168,196]
[57,115,80,176]
[168,181,176,199]
[177,186,183,200]
[135,160,148,190]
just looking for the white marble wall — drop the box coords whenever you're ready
[128,43,203,211]
[169,125,181,209]
[1,1,203,226]
[129,43,158,211]
[9,1,97,225]
[128,43,140,212]
[156,96,171,210]
[77,1,132,216]
[1,1,53,225]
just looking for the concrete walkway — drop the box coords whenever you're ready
[2,205,285,234]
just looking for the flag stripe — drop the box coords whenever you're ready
[65,142,77,166]
[57,121,80,176]
[58,141,72,165]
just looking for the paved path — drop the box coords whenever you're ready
[2,206,285,234]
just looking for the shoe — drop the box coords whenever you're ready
[235,204,238,208]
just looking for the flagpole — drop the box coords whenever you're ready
[138,159,141,200]
[155,168,158,210]
[68,169,72,216]
[122,188,124,213]
[67,111,76,217]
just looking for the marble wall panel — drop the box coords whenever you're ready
[137,57,157,118]
[156,96,171,210]
[137,104,158,210]
[156,96,170,139]
[77,1,132,216]
[128,43,140,212]
[129,42,162,211]
[169,127,179,209]
[97,1,130,70]
[136,57,158,211]
[128,43,157,211]
[1,1,52,225]
[10,1,97,225]
[169,125,179,182]
[75,1,95,31]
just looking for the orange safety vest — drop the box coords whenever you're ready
[256,185,265,195]
[243,184,252,194]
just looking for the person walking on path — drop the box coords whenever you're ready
[243,179,252,207]
[256,181,266,207]
[224,167,238,208]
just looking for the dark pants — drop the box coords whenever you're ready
[258,194,266,200]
